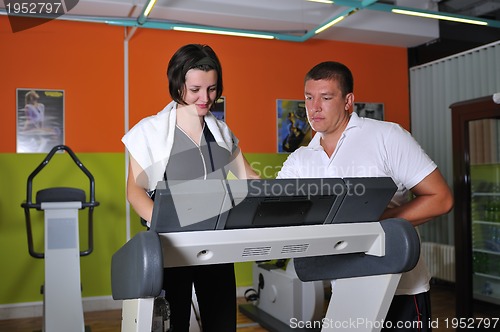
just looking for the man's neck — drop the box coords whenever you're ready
[319,114,350,158]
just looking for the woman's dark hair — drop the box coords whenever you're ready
[305,61,354,97]
[167,44,223,105]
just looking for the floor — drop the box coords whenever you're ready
[0,282,498,332]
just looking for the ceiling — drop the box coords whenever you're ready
[2,0,500,52]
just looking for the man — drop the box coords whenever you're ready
[277,61,453,331]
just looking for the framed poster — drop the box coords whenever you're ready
[16,88,64,153]
[212,96,225,122]
[277,99,312,153]
[354,102,384,121]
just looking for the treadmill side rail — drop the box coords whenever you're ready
[159,222,385,268]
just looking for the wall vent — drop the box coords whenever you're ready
[281,244,309,254]
[242,246,271,257]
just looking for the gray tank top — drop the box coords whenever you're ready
[165,124,233,181]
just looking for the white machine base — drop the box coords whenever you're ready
[323,274,400,331]
[121,289,202,332]
[42,202,86,332]
[123,273,400,332]
[241,273,400,332]
[251,260,324,325]
[122,298,154,332]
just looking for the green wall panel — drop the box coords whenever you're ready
[0,152,127,304]
[0,152,288,305]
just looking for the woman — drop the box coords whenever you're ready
[23,90,45,130]
[122,44,259,331]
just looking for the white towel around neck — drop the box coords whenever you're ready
[122,101,238,191]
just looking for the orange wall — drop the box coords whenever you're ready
[1,16,410,153]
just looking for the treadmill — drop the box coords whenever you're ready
[111,177,420,332]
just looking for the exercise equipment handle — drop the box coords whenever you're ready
[21,145,100,258]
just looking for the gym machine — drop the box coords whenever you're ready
[21,145,99,332]
[111,177,420,332]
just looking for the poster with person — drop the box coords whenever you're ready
[277,99,311,153]
[16,88,64,153]
[354,102,384,121]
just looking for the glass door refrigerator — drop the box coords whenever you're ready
[451,94,500,323]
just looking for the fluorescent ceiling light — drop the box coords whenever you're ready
[307,0,334,4]
[392,8,488,26]
[315,16,345,34]
[143,0,158,17]
[137,0,158,25]
[173,27,275,39]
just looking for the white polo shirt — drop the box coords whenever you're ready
[277,112,437,295]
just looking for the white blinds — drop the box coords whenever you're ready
[409,40,500,245]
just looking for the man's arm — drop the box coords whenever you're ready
[380,168,454,226]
